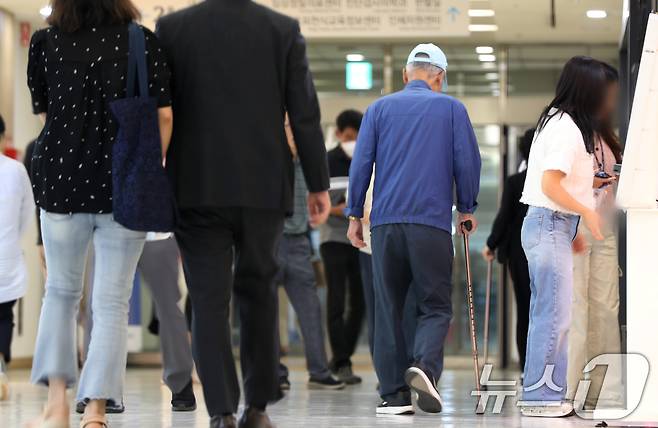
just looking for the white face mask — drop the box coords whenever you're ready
[341,141,356,158]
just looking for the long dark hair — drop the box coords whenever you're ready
[47,0,140,33]
[536,56,615,156]
[599,62,623,163]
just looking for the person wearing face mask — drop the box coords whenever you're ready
[320,109,366,385]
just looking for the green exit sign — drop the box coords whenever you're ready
[346,62,373,90]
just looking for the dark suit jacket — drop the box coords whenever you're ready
[156,0,329,213]
[486,170,528,263]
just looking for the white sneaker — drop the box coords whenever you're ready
[519,400,574,417]
[0,360,9,401]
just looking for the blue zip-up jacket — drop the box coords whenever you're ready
[345,80,481,233]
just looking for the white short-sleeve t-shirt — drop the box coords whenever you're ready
[520,110,595,214]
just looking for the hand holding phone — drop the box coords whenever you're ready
[594,170,616,189]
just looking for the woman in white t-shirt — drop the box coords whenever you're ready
[518,56,613,417]
[0,115,35,400]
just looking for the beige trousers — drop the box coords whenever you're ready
[566,223,622,406]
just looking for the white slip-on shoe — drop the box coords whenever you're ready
[519,400,574,417]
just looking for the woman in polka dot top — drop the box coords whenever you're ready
[26,1,173,427]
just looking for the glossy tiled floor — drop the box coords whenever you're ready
[0,361,606,428]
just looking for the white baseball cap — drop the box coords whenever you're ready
[407,43,448,90]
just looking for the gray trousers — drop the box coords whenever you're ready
[277,233,331,379]
[84,237,193,394]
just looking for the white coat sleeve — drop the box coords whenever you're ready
[18,165,36,237]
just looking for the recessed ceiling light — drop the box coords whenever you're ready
[39,5,52,18]
[476,46,494,54]
[346,53,365,62]
[469,9,495,18]
[478,54,496,62]
[485,72,499,80]
[469,24,499,32]
[482,62,496,70]
[586,10,607,19]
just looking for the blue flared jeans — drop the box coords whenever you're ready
[31,211,145,402]
[521,206,579,402]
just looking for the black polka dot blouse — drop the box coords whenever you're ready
[27,24,172,214]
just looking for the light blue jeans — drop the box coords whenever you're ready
[31,211,146,402]
[521,206,579,402]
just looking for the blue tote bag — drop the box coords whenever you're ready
[109,23,176,232]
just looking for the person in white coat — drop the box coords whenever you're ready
[0,114,36,400]
[566,62,623,409]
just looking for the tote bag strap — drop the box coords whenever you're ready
[126,22,149,99]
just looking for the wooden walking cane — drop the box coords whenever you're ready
[483,259,493,366]
[461,220,485,414]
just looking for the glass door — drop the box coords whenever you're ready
[445,125,501,358]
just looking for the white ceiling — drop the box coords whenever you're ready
[0,0,42,19]
[491,0,622,44]
[0,0,623,44]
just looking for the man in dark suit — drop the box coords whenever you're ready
[482,128,534,372]
[156,1,331,426]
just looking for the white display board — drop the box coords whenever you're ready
[616,12,658,427]
[256,0,469,39]
[616,13,658,209]
[135,0,469,38]
[135,0,199,30]
[623,209,658,425]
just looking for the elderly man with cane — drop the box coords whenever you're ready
[346,43,481,416]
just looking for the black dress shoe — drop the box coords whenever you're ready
[172,380,197,411]
[210,415,237,428]
[279,376,291,391]
[308,375,345,390]
[238,407,275,428]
